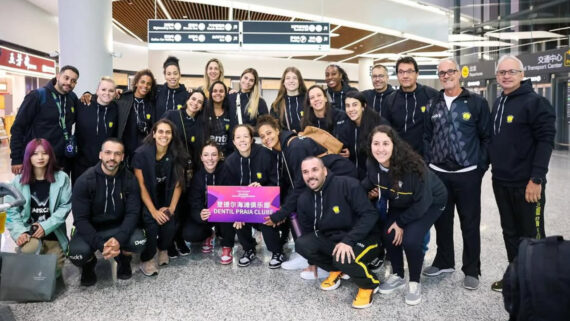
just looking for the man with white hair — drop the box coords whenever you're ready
[422,58,491,290]
[488,55,555,292]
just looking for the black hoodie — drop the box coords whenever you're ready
[155,83,190,117]
[302,107,347,136]
[326,83,358,111]
[489,79,555,186]
[362,84,395,116]
[72,163,141,251]
[270,93,306,132]
[132,143,177,209]
[228,91,269,129]
[269,131,357,223]
[361,159,447,227]
[162,109,206,171]
[223,143,277,187]
[297,173,379,245]
[383,83,439,155]
[75,96,118,168]
[188,163,226,223]
[117,91,156,160]
[10,79,77,165]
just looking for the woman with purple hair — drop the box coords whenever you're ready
[5,138,72,277]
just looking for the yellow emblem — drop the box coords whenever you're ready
[461,66,469,78]
[256,172,262,179]
[146,114,151,120]
[177,104,183,110]
[507,115,514,123]
[332,206,340,214]
[191,136,195,142]
[71,107,75,113]
[109,122,114,128]
[300,111,304,117]
[421,106,426,113]
[462,112,471,121]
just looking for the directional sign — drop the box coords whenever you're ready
[148,20,240,50]
[242,21,330,51]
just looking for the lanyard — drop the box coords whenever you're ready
[236,93,243,125]
[51,92,70,140]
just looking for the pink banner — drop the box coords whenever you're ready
[207,186,280,223]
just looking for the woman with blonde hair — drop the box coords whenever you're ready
[270,67,307,132]
[201,58,225,98]
[228,68,268,129]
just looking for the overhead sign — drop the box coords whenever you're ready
[0,46,56,78]
[147,20,330,52]
[242,21,330,51]
[460,60,495,81]
[148,20,240,50]
[518,47,570,76]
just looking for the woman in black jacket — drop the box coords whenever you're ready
[223,124,283,268]
[300,85,346,136]
[204,81,233,157]
[228,68,268,129]
[133,119,187,276]
[361,125,447,306]
[155,56,190,117]
[325,64,358,111]
[270,67,307,132]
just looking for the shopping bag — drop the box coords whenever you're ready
[0,252,57,302]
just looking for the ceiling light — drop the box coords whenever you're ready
[450,40,512,47]
[486,31,564,40]
[448,34,487,42]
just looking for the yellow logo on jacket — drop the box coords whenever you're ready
[71,107,75,113]
[146,114,151,120]
[421,106,426,113]
[191,136,195,142]
[256,172,262,179]
[462,112,471,121]
[225,124,230,131]
[332,206,340,214]
[300,111,304,117]
[109,122,114,128]
[177,104,183,110]
[507,115,514,123]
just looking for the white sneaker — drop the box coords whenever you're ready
[282,252,309,270]
[405,282,422,305]
[378,274,406,294]
[300,267,329,280]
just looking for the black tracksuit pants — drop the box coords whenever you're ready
[236,223,282,253]
[492,181,546,263]
[141,210,178,262]
[295,233,380,289]
[68,227,146,267]
[385,204,443,282]
[431,169,482,277]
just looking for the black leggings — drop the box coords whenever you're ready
[141,209,178,262]
[384,204,443,282]
[68,227,146,266]
[236,223,283,253]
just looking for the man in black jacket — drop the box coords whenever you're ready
[68,138,146,286]
[383,57,439,155]
[10,65,79,174]
[361,64,394,116]
[295,157,380,309]
[488,55,555,292]
[422,58,491,290]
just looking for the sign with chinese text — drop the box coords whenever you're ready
[242,21,330,51]
[0,46,56,78]
[148,20,240,50]
[207,186,280,223]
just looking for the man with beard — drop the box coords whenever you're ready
[10,65,80,174]
[68,138,146,286]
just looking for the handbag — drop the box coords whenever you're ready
[0,252,57,302]
[298,126,343,156]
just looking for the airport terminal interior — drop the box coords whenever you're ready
[0,0,569,320]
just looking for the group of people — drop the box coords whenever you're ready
[5,53,555,309]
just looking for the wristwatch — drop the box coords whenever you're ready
[531,177,543,185]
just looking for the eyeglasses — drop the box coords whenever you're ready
[437,69,458,77]
[397,69,416,76]
[372,74,387,79]
[496,69,522,76]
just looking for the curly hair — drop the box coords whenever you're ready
[368,125,426,188]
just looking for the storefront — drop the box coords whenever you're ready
[0,45,56,136]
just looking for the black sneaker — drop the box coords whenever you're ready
[269,252,285,269]
[177,241,191,256]
[80,257,97,287]
[116,254,132,280]
[491,280,503,292]
[238,249,256,267]
[168,244,179,259]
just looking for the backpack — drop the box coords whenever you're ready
[503,236,570,321]
[298,126,343,156]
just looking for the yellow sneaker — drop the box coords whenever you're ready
[320,271,343,291]
[352,287,379,309]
